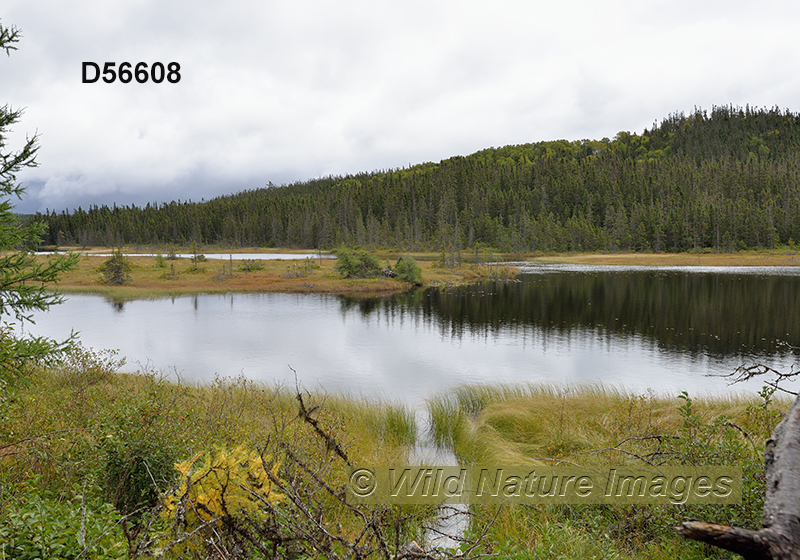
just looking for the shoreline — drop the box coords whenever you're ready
[45,249,509,299]
[43,247,800,299]
[526,250,800,267]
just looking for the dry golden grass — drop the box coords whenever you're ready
[45,250,500,298]
[428,383,792,466]
[425,383,790,559]
[529,250,800,267]
[44,247,800,299]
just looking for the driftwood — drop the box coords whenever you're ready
[676,394,800,559]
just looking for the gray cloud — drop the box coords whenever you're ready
[4,0,800,214]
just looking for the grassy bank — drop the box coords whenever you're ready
[41,246,800,300]
[45,248,506,299]
[526,248,800,267]
[0,348,421,559]
[1,352,790,558]
[427,383,790,559]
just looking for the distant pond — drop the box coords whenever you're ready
[36,252,335,261]
[22,265,800,403]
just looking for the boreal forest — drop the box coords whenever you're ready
[36,105,800,252]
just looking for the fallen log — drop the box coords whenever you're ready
[677,394,800,559]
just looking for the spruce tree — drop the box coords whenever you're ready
[0,22,79,377]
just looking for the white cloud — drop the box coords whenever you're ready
[4,0,800,213]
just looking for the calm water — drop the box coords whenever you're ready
[21,265,800,403]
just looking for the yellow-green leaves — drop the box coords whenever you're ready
[163,445,283,525]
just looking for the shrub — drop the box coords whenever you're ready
[102,376,181,528]
[1,325,71,382]
[334,247,383,278]
[393,256,423,285]
[281,258,319,278]
[238,258,265,273]
[52,344,124,388]
[104,438,177,522]
[156,445,284,557]
[0,486,127,559]
[159,262,179,279]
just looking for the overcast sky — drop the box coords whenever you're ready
[3,0,800,214]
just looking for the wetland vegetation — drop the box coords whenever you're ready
[1,354,790,558]
[44,247,509,299]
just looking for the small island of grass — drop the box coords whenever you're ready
[44,246,800,300]
[44,246,515,299]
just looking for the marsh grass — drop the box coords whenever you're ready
[3,356,792,559]
[45,251,503,299]
[0,353,424,557]
[466,503,727,560]
[427,383,785,466]
[429,383,791,559]
[334,396,416,447]
[529,248,800,267]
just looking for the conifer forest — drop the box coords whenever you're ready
[36,105,800,252]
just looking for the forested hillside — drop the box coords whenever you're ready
[37,105,800,252]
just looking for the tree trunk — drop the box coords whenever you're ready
[676,394,800,559]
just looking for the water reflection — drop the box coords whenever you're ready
[340,270,800,359]
[22,267,800,403]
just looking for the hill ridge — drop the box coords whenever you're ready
[38,105,800,252]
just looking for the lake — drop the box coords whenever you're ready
[21,264,800,404]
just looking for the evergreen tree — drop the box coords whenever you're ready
[32,104,800,253]
[0,22,79,377]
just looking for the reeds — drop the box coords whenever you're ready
[427,382,788,466]
[427,382,792,559]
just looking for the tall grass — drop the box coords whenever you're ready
[304,392,416,462]
[427,383,784,466]
[3,357,792,559]
[0,349,421,557]
[428,382,791,559]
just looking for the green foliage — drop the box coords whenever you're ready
[334,247,383,278]
[0,486,127,559]
[97,247,132,285]
[656,392,766,531]
[104,437,177,522]
[34,105,800,254]
[393,255,422,285]
[101,375,181,525]
[431,384,784,558]
[51,344,124,389]
[0,325,74,381]
[745,385,784,435]
[154,252,167,268]
[238,258,265,272]
[0,21,79,378]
